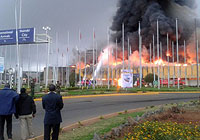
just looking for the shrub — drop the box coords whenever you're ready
[144,74,158,84]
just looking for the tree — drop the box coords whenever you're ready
[69,70,81,87]
[144,74,158,84]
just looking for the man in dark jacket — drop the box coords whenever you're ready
[0,83,19,140]
[15,88,36,140]
[42,84,63,140]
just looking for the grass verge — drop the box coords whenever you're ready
[59,111,144,140]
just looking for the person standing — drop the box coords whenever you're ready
[55,81,61,95]
[42,84,64,140]
[0,83,19,140]
[15,88,36,140]
[30,80,35,98]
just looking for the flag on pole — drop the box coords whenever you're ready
[138,22,141,36]
[79,30,82,40]
[93,30,96,39]
[58,48,59,53]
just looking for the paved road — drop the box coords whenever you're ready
[8,93,200,140]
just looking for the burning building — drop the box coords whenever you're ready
[73,0,200,87]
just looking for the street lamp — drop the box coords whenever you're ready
[43,26,51,88]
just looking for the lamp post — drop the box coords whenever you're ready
[43,26,51,88]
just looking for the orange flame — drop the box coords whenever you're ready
[118,78,122,87]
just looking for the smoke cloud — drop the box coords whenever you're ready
[111,0,198,61]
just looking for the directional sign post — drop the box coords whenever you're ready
[18,28,35,44]
[0,28,35,45]
[0,30,16,45]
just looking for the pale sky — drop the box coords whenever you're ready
[0,0,200,72]
[0,0,117,71]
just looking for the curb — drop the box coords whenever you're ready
[29,107,145,140]
[160,92,200,94]
[34,92,159,101]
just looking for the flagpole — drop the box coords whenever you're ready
[167,33,170,88]
[62,53,64,86]
[36,42,39,84]
[79,30,81,88]
[4,46,7,82]
[66,31,70,87]
[100,48,103,87]
[84,49,87,87]
[160,42,163,87]
[149,43,152,74]
[153,35,155,86]
[176,18,180,89]
[157,20,160,89]
[139,21,142,89]
[172,41,175,87]
[15,0,21,93]
[115,39,118,86]
[56,32,59,83]
[107,28,110,89]
[195,19,199,88]
[122,23,125,70]
[197,40,199,87]
[9,46,11,69]
[111,48,114,86]
[96,41,98,86]
[75,46,77,87]
[128,38,130,70]
[92,28,95,89]
[28,45,30,88]
[184,40,187,85]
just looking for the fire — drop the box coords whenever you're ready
[86,64,90,68]
[118,78,122,87]
[154,59,166,65]
[77,62,85,69]
[175,64,181,66]
[76,63,91,70]
[112,61,123,66]
[166,51,171,57]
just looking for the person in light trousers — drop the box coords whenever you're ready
[15,88,36,140]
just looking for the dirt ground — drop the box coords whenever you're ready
[146,107,200,125]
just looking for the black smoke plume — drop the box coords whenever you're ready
[111,0,198,61]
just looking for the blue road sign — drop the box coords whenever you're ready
[18,28,35,44]
[0,28,35,45]
[0,29,16,45]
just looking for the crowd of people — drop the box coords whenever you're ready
[0,83,64,140]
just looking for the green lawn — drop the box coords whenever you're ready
[59,111,144,140]
[30,86,200,99]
